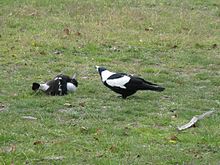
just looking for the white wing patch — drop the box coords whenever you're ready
[106,76,130,89]
[54,77,62,80]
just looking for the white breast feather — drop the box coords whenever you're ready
[106,76,130,89]
[67,83,77,92]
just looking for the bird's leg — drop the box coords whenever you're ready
[116,95,127,99]
[122,95,127,99]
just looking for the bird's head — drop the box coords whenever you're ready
[71,73,78,87]
[70,79,78,87]
[95,66,107,75]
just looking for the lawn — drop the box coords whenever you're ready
[0,0,220,164]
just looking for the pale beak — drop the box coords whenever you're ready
[72,73,76,79]
[95,65,99,71]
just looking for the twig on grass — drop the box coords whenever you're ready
[22,116,37,120]
[177,110,215,131]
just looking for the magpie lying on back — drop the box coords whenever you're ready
[32,74,78,96]
[96,66,165,99]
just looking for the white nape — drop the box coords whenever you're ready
[39,84,49,91]
[67,83,77,92]
[106,76,130,89]
[101,70,115,82]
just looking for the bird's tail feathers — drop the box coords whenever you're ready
[32,82,40,91]
[150,85,165,92]
[142,84,165,92]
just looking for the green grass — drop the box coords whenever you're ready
[0,0,220,164]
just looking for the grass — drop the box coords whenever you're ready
[0,0,220,164]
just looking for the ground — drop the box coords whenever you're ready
[0,0,220,164]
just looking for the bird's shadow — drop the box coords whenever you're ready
[31,91,46,96]
[108,95,147,101]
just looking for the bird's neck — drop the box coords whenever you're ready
[101,70,114,82]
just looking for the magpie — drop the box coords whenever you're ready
[32,74,78,96]
[96,66,165,99]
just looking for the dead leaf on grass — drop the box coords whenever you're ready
[109,144,117,152]
[93,136,99,141]
[136,154,141,158]
[212,44,217,49]
[80,126,88,132]
[75,31,81,36]
[170,135,178,141]
[79,102,85,107]
[109,46,120,52]
[170,110,178,119]
[11,160,14,165]
[171,114,178,119]
[29,12,38,16]
[161,95,172,100]
[33,140,45,145]
[43,156,65,161]
[1,144,16,153]
[96,152,104,158]
[58,109,68,113]
[39,51,46,55]
[123,130,129,136]
[171,45,178,49]
[64,102,72,107]
[145,27,153,31]
[95,128,102,135]
[0,103,6,112]
[93,128,102,141]
[168,135,179,144]
[22,116,37,120]
[53,50,64,55]
[81,76,89,79]
[63,28,70,35]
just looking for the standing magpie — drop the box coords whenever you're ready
[32,74,78,96]
[96,66,165,99]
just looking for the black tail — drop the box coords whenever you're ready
[142,83,165,92]
[148,85,165,92]
[32,83,40,91]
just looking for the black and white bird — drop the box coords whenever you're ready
[96,66,165,99]
[32,74,78,96]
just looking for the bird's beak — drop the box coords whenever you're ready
[72,73,76,79]
[95,65,99,71]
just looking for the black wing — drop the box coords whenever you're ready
[126,76,165,91]
[46,79,68,95]
[129,75,158,86]
[107,72,128,80]
[54,74,71,82]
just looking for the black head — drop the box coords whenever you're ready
[95,66,107,75]
[32,82,40,91]
[70,78,78,87]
